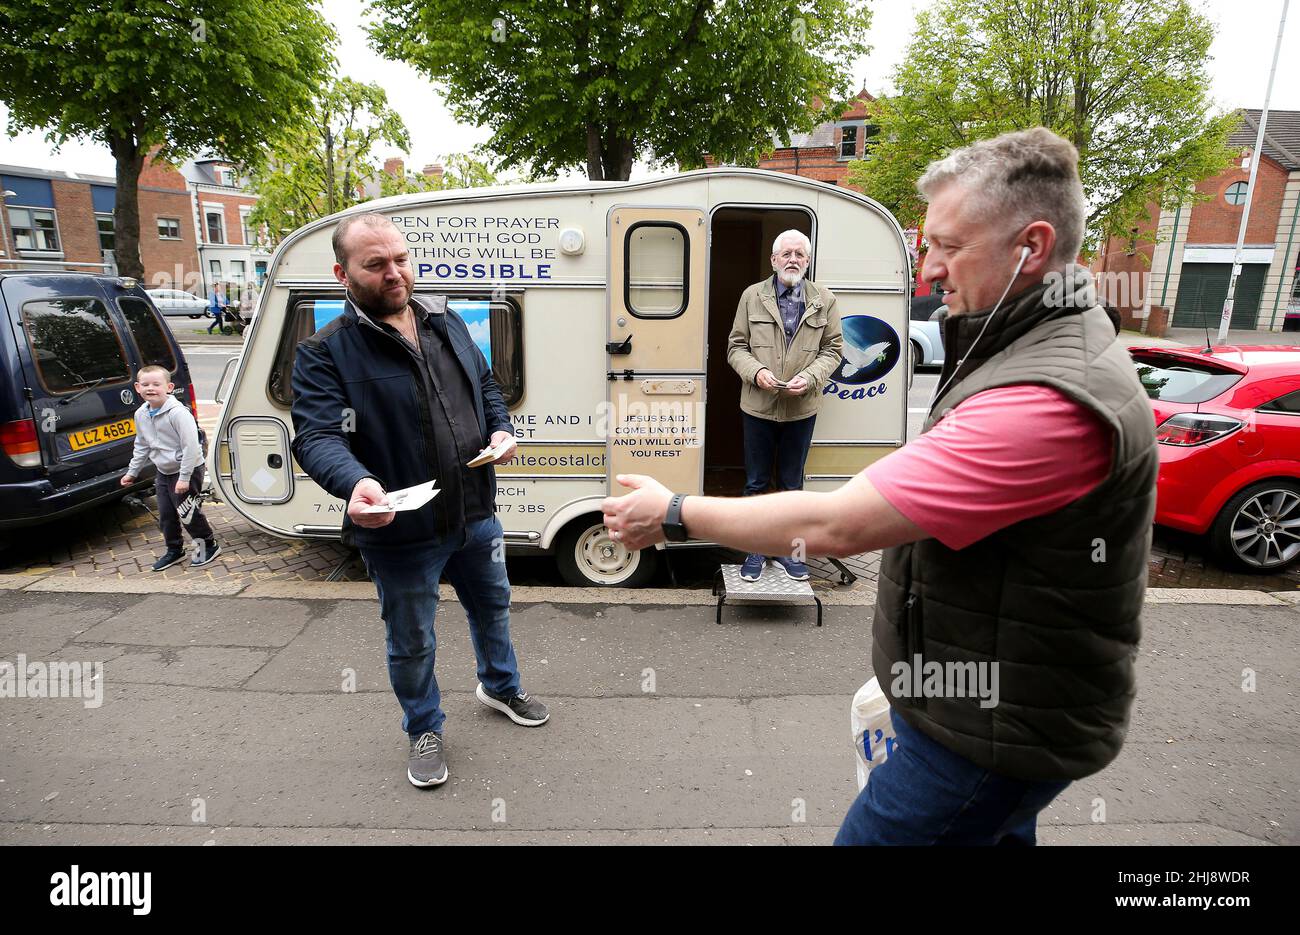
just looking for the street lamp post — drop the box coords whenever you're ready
[1218,0,1290,342]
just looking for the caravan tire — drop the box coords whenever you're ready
[554,516,658,588]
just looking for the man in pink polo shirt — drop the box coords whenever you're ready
[601,128,1157,846]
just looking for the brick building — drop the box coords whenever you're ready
[182,157,268,293]
[705,89,881,188]
[0,159,199,289]
[751,89,880,187]
[1095,109,1300,333]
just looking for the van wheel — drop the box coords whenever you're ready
[910,339,922,373]
[554,516,658,587]
[1209,479,1300,572]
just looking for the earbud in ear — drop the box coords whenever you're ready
[1020,245,1031,262]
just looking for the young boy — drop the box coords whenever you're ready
[120,365,221,571]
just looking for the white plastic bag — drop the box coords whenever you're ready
[851,677,897,790]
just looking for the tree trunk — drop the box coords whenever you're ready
[586,125,605,180]
[598,135,635,181]
[108,132,145,280]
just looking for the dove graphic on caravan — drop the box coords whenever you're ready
[823,315,902,401]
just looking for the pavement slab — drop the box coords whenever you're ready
[0,589,1294,845]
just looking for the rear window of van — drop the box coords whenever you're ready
[21,297,131,394]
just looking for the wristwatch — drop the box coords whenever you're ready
[662,493,690,542]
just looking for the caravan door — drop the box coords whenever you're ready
[605,207,708,496]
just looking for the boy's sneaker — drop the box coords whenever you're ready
[772,555,811,581]
[407,731,448,787]
[476,683,550,726]
[151,550,185,572]
[740,553,766,581]
[190,539,221,568]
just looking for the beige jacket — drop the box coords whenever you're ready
[726,277,843,421]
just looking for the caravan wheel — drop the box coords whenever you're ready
[554,516,658,588]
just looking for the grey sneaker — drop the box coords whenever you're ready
[476,683,549,726]
[407,731,448,787]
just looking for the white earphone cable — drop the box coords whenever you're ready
[926,245,1032,413]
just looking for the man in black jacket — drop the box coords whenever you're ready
[291,213,549,789]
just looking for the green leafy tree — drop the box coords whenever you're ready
[368,0,872,180]
[0,0,335,279]
[247,77,411,239]
[847,0,1239,255]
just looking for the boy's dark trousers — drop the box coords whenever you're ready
[155,466,214,552]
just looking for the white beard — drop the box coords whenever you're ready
[776,268,805,288]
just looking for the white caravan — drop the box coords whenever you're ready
[211,168,911,585]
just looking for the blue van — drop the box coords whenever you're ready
[0,271,196,542]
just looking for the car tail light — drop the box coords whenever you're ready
[187,383,200,422]
[1,418,42,468]
[1155,413,1244,446]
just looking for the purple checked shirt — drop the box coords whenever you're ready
[774,274,804,347]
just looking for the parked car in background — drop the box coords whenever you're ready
[147,288,208,318]
[909,291,945,373]
[0,272,198,547]
[1130,344,1300,572]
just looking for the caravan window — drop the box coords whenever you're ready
[625,222,688,317]
[270,294,524,408]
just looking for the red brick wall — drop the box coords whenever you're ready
[196,192,257,245]
[133,157,201,290]
[139,187,200,291]
[1187,153,1287,244]
[1092,201,1162,315]
[756,146,864,190]
[49,180,104,271]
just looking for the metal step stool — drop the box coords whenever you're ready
[712,563,823,627]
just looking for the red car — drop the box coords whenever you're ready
[1130,345,1300,572]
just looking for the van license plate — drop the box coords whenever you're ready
[67,418,136,452]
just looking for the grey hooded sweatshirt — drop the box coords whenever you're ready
[126,395,203,478]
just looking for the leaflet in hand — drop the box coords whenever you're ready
[361,479,440,513]
[467,438,513,468]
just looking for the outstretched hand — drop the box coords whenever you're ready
[600,474,673,551]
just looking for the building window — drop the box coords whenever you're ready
[209,259,222,281]
[157,217,181,240]
[862,124,881,156]
[231,260,246,284]
[839,126,858,159]
[95,213,115,253]
[1225,182,1249,206]
[9,207,60,252]
[205,208,225,244]
[239,209,251,246]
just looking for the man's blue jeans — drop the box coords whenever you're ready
[360,516,521,737]
[834,708,1071,845]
